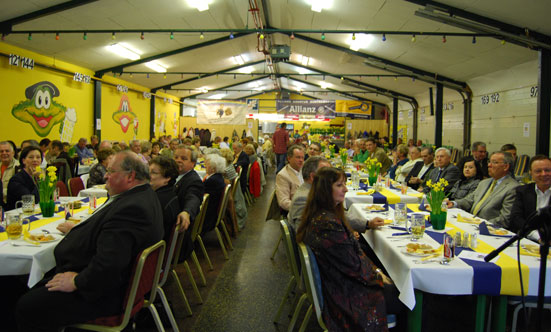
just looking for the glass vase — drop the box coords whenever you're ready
[39,200,55,218]
[430,210,447,230]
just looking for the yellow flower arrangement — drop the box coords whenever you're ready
[425,178,449,213]
[364,158,382,177]
[36,165,58,203]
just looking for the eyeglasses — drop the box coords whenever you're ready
[489,160,504,165]
[106,168,129,175]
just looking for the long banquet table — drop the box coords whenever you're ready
[348,203,551,332]
[345,183,423,207]
[0,197,104,287]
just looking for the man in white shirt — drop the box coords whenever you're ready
[396,146,423,183]
[406,146,434,190]
[510,155,551,238]
[275,145,304,212]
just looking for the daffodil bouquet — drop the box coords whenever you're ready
[328,144,335,158]
[425,178,449,214]
[339,148,348,166]
[363,158,382,177]
[36,166,58,203]
[212,143,220,149]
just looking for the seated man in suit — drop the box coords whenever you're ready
[232,142,249,195]
[449,151,519,229]
[276,145,305,212]
[365,137,392,174]
[419,147,460,194]
[174,145,205,231]
[396,146,423,183]
[406,146,434,190]
[509,155,551,238]
[16,151,163,332]
[472,141,489,178]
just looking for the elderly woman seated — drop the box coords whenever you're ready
[87,149,115,187]
[448,156,483,200]
[202,154,227,234]
[149,156,180,243]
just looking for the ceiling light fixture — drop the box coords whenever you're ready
[232,55,245,65]
[348,33,374,51]
[188,0,210,11]
[442,35,446,43]
[83,32,87,40]
[472,36,476,44]
[112,32,116,40]
[321,32,325,40]
[200,32,204,40]
[55,32,60,40]
[106,43,141,60]
[290,32,295,40]
[229,32,234,39]
[27,33,32,40]
[382,34,386,42]
[140,32,145,40]
[301,56,310,66]
[145,61,167,73]
[170,32,174,40]
[310,0,332,13]
[411,34,416,42]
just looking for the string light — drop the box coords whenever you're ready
[112,32,116,40]
[442,35,446,43]
[411,34,416,42]
[163,74,167,79]
[472,36,476,44]
[28,33,32,40]
[260,33,264,39]
[229,32,234,39]
[146,73,150,78]
[377,76,380,81]
[170,32,174,40]
[200,32,204,40]
[394,76,398,81]
[290,32,295,40]
[130,73,133,78]
[412,77,415,82]
[83,32,87,40]
[321,32,325,40]
[501,39,506,45]
[140,32,145,40]
[352,33,356,41]
[55,32,60,40]
[382,34,386,42]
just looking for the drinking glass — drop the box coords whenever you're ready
[16,195,35,215]
[400,182,408,195]
[394,203,408,228]
[5,214,30,244]
[410,213,426,241]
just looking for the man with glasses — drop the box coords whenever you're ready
[16,151,163,332]
[306,142,322,160]
[0,141,19,207]
[472,141,489,178]
[449,151,519,229]
[420,147,460,194]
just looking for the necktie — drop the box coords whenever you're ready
[472,180,496,216]
[436,168,443,181]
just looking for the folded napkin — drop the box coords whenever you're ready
[359,181,368,191]
[345,172,351,178]
[520,245,550,258]
[457,213,483,225]
[357,189,375,196]
[479,222,513,238]
[418,197,427,211]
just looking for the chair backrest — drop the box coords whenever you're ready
[68,177,85,196]
[514,154,530,177]
[264,188,281,222]
[463,149,471,157]
[230,174,240,197]
[85,240,166,328]
[298,243,325,328]
[450,148,460,165]
[56,180,69,197]
[52,159,71,184]
[71,156,80,176]
[192,194,210,242]
[80,173,90,189]
[214,184,231,228]
[159,223,179,288]
[280,219,301,280]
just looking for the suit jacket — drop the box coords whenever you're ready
[509,183,546,233]
[235,151,249,193]
[174,169,205,222]
[53,184,163,304]
[405,161,434,190]
[369,148,392,174]
[456,175,519,228]
[155,184,180,245]
[7,170,39,210]
[476,157,489,178]
[422,163,460,194]
[2,158,19,203]
[202,173,226,233]
[276,164,302,211]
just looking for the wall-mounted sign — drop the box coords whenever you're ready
[276,100,336,119]
[116,85,128,93]
[73,72,91,83]
[143,91,151,99]
[9,54,34,70]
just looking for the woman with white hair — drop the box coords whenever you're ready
[202,154,227,234]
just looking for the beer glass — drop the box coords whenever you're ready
[410,213,426,241]
[6,214,31,244]
[16,195,35,215]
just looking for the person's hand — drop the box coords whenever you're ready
[353,231,360,240]
[57,222,75,234]
[46,272,78,292]
[417,186,424,193]
[176,211,191,232]
[368,217,385,229]
[380,272,393,285]
[446,200,454,209]
[409,176,420,184]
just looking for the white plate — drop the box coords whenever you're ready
[27,233,61,243]
[401,246,438,257]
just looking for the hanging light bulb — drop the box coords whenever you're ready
[229,32,234,39]
[290,32,295,40]
[259,33,264,39]
[472,36,476,44]
[147,73,150,78]
[130,73,133,78]
[28,33,32,41]
[442,35,446,43]
[377,76,380,81]
[200,32,204,40]
[321,32,325,40]
[170,32,174,40]
[382,34,386,42]
[112,32,116,40]
[163,74,167,79]
[140,32,145,40]
[411,34,416,42]
[394,76,398,81]
[55,32,60,40]
[352,33,356,41]
[412,77,415,82]
[501,39,506,45]
[83,32,87,40]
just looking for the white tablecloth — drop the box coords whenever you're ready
[349,204,551,309]
[345,185,422,207]
[79,187,108,198]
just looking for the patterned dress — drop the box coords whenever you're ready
[303,211,388,332]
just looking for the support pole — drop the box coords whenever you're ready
[435,83,443,147]
[536,49,551,155]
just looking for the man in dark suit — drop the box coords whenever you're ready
[509,155,551,237]
[406,146,435,190]
[174,146,205,231]
[419,147,460,194]
[16,151,163,332]
[472,141,489,178]
[232,142,249,194]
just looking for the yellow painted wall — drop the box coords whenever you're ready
[154,92,180,138]
[0,42,94,145]
[179,116,258,142]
